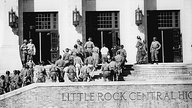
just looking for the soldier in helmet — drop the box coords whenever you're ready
[27,39,36,62]
[150,37,161,64]
[20,39,28,65]
[84,37,95,59]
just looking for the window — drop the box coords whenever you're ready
[97,12,119,29]
[157,11,180,28]
[35,12,58,30]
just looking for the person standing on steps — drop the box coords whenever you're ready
[150,37,161,64]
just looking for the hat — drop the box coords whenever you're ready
[88,37,92,41]
[29,39,33,42]
[23,39,27,43]
[137,36,141,40]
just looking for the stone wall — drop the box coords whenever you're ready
[1,81,192,108]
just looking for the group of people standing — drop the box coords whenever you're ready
[136,36,161,64]
[0,37,128,95]
[20,39,36,65]
[50,37,127,82]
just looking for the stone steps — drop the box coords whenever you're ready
[125,63,192,81]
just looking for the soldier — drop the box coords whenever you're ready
[63,48,71,64]
[27,39,36,61]
[4,71,11,92]
[73,52,83,78]
[92,46,100,69]
[115,51,124,80]
[111,45,119,58]
[11,70,22,90]
[150,37,161,64]
[109,57,118,81]
[136,36,144,64]
[20,39,28,65]
[49,62,59,82]
[101,57,110,82]
[84,37,95,58]
[117,45,127,67]
[71,44,79,56]
[79,63,89,82]
[26,60,35,83]
[55,55,66,82]
[36,61,47,83]
[92,46,100,54]
[66,59,77,82]
[76,39,84,60]
[84,53,94,67]
[20,65,27,86]
[0,75,5,95]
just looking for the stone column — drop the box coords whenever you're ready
[181,0,192,64]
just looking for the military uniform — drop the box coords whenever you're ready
[49,64,59,82]
[150,40,161,63]
[115,54,124,76]
[63,52,71,65]
[27,43,36,61]
[111,46,118,57]
[92,52,99,68]
[117,49,127,65]
[4,75,11,92]
[74,56,83,78]
[0,77,5,95]
[55,59,66,82]
[85,56,94,66]
[79,65,89,82]
[36,65,46,83]
[11,73,22,90]
[136,40,145,64]
[101,62,110,81]
[84,41,95,53]
[66,65,77,82]
[109,61,118,81]
[20,43,28,65]
[84,41,95,58]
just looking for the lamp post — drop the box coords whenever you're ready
[73,7,80,27]
[135,6,143,26]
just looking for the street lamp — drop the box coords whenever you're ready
[9,8,18,28]
[135,6,143,26]
[73,7,80,27]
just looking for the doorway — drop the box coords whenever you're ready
[86,11,120,51]
[147,10,182,63]
[23,12,59,64]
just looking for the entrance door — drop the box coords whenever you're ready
[23,12,59,64]
[50,31,59,62]
[100,30,119,57]
[147,10,182,63]
[86,11,120,50]
[160,29,182,62]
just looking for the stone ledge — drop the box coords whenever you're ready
[2,81,192,101]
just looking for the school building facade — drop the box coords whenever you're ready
[0,0,192,72]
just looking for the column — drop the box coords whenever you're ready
[181,0,192,64]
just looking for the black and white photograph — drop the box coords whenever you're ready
[0,0,192,107]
